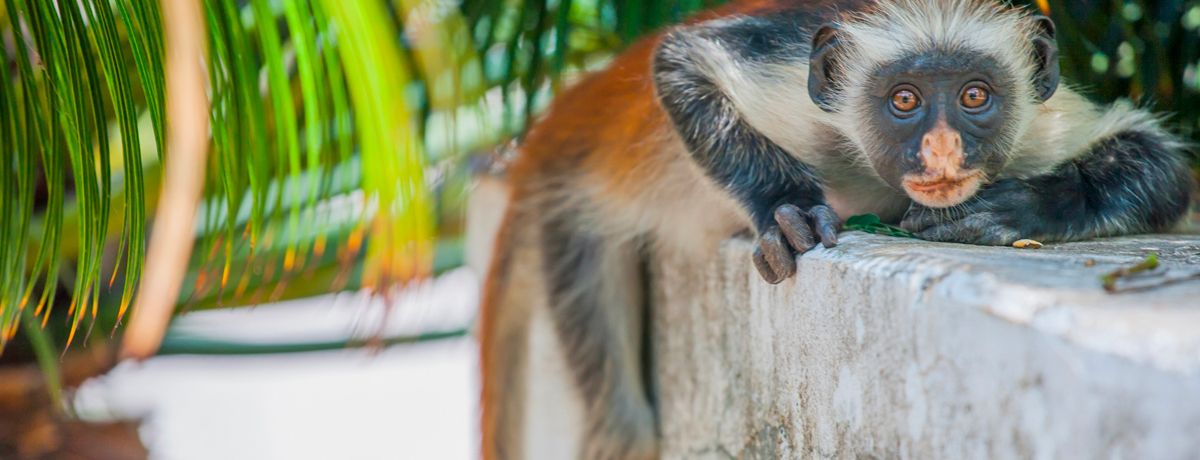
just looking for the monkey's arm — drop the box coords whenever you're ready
[903,116,1194,244]
[653,19,839,283]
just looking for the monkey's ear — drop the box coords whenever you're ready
[808,24,843,112]
[1030,15,1060,102]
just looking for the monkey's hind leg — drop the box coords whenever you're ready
[541,212,659,460]
[480,205,606,460]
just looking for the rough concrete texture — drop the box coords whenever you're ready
[652,233,1200,460]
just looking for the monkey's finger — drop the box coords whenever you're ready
[960,214,1021,246]
[900,215,931,232]
[916,220,984,243]
[752,246,781,284]
[774,205,816,253]
[919,213,1018,246]
[808,205,841,248]
[759,226,796,282]
[915,224,957,243]
[900,207,941,232]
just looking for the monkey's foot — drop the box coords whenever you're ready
[753,204,840,284]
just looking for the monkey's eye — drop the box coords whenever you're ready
[960,85,991,110]
[891,89,920,113]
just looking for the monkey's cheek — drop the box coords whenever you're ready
[902,175,984,209]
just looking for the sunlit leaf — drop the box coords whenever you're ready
[320,0,434,288]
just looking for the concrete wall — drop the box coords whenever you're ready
[651,234,1200,459]
[466,176,1200,458]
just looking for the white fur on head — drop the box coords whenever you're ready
[830,0,1045,167]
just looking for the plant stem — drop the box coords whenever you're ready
[21,307,65,415]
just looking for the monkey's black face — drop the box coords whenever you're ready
[865,51,1019,208]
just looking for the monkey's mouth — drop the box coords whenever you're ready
[901,170,985,208]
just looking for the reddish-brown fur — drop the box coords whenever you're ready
[479,2,864,459]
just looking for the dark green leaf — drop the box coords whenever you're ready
[844,214,918,239]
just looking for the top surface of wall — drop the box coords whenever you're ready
[786,234,1200,372]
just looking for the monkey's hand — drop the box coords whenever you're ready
[899,179,1032,245]
[753,204,841,284]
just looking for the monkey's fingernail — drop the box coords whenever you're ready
[776,203,803,216]
[810,206,842,232]
[757,263,781,284]
[753,248,780,284]
[776,207,815,251]
[822,231,838,247]
[774,205,806,224]
[760,228,796,279]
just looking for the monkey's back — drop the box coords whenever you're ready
[512,0,866,180]
[510,0,874,248]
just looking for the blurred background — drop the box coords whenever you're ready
[1,0,1198,458]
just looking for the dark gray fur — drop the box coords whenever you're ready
[654,16,841,283]
[902,129,1194,244]
[540,207,658,459]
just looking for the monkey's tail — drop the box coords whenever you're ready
[479,195,659,460]
[479,201,532,460]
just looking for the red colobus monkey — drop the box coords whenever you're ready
[480,1,1195,458]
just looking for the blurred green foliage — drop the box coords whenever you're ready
[456,0,723,134]
[1030,0,1200,157]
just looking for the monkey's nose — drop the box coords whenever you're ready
[919,123,964,172]
[921,126,962,159]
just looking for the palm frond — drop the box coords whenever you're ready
[1,0,163,348]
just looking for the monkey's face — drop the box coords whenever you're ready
[863,51,1020,208]
[807,14,1060,209]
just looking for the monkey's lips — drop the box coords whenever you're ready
[901,170,985,208]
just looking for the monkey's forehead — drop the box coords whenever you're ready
[835,0,1039,81]
[863,50,1017,96]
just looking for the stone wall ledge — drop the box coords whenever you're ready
[652,233,1200,459]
